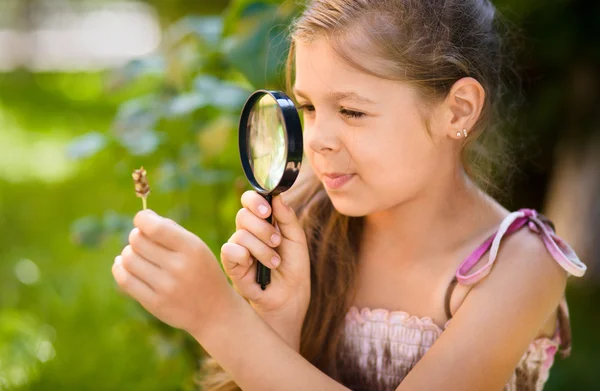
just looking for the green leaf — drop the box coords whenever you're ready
[70,216,105,247]
[222,2,295,88]
[117,129,164,156]
[223,0,286,33]
[103,210,134,233]
[193,75,251,111]
[191,168,233,185]
[165,16,224,48]
[113,95,161,133]
[66,131,108,160]
[181,16,224,47]
[103,211,134,247]
[156,161,189,192]
[108,55,166,90]
[164,92,208,117]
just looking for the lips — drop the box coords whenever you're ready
[323,172,351,178]
[322,172,355,190]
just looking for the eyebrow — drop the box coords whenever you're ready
[293,88,377,105]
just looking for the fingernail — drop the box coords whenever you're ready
[258,204,269,217]
[114,256,122,266]
[271,255,281,268]
[270,233,281,246]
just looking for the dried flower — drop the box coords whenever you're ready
[132,166,150,210]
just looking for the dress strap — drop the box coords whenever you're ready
[444,276,458,319]
[557,297,572,358]
[456,209,586,285]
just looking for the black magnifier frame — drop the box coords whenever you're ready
[238,89,303,290]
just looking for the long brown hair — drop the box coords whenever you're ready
[200,0,516,389]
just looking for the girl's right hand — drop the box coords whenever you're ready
[220,191,311,351]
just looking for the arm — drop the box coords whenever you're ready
[116,209,569,391]
[221,192,311,352]
[396,228,568,391]
[249,301,304,351]
[195,227,566,391]
[192,289,350,391]
[114,209,341,391]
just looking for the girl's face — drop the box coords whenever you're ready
[294,39,457,216]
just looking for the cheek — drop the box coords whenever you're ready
[353,123,439,195]
[303,136,316,166]
[356,123,433,172]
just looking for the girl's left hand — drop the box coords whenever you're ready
[111,209,232,337]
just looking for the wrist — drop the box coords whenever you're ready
[188,295,348,391]
[255,308,304,351]
[188,288,242,343]
[252,295,308,352]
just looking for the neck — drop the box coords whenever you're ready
[362,167,504,263]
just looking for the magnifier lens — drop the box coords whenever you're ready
[238,89,303,291]
[248,94,287,192]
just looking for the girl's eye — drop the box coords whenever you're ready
[340,108,365,119]
[297,104,315,113]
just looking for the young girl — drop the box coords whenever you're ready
[112,0,588,390]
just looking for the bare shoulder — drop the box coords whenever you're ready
[397,222,569,391]
[483,223,568,304]
[449,208,568,324]
[457,214,568,310]
[462,223,568,337]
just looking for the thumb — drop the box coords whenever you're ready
[272,195,306,245]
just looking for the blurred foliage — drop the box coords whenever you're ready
[1,0,299,389]
[0,0,598,390]
[68,0,298,251]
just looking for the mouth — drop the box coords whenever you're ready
[322,172,356,190]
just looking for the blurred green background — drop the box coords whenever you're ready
[0,0,598,390]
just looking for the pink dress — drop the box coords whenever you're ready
[339,209,587,391]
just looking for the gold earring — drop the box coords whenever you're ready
[462,128,468,138]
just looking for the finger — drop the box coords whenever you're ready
[220,243,262,300]
[133,209,195,252]
[229,229,281,269]
[235,208,281,247]
[272,195,306,244]
[120,246,163,290]
[241,191,272,220]
[220,242,254,278]
[112,256,155,306]
[129,227,175,266]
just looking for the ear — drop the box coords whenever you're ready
[443,77,486,139]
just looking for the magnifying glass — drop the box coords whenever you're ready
[238,90,303,290]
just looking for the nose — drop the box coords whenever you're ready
[305,116,341,155]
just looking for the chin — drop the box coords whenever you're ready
[327,193,372,217]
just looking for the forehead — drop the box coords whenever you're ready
[294,39,370,93]
[293,39,414,102]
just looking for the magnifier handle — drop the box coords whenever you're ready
[257,193,273,290]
